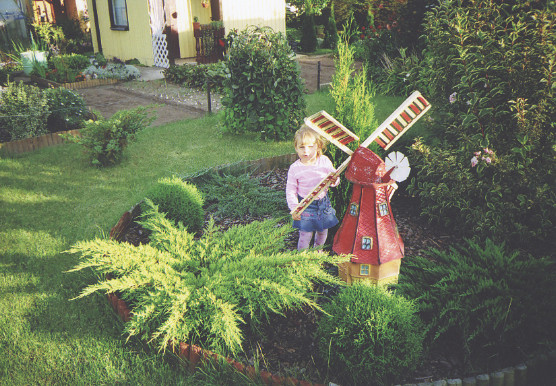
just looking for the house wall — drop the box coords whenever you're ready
[86,0,286,63]
[221,0,285,36]
[86,0,155,65]
[178,0,286,59]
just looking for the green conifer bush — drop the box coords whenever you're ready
[315,283,424,385]
[67,200,348,356]
[301,14,317,52]
[144,176,204,233]
[396,238,556,373]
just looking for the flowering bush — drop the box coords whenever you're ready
[43,87,88,132]
[82,63,140,81]
[409,0,555,253]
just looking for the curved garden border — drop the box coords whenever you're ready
[106,154,556,386]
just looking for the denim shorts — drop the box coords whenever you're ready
[293,194,339,232]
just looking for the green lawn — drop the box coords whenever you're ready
[0,91,409,384]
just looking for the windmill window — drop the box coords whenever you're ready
[109,0,129,31]
[378,202,389,217]
[361,236,373,250]
[349,203,359,216]
[360,264,370,276]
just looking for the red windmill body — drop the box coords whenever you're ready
[333,147,405,284]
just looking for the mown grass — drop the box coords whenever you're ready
[0,91,412,384]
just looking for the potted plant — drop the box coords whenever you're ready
[10,33,48,76]
[193,16,200,30]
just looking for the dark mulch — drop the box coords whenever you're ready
[118,168,465,384]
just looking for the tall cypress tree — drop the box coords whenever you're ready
[301,13,317,52]
[323,3,338,49]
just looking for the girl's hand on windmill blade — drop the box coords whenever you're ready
[292,212,301,221]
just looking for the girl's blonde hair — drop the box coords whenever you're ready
[293,125,327,156]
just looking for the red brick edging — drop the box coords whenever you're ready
[106,291,323,386]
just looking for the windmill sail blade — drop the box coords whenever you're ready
[304,111,360,155]
[360,90,431,150]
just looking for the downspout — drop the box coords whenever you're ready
[91,0,102,53]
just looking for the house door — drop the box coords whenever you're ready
[163,0,180,62]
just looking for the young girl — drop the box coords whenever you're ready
[286,125,340,250]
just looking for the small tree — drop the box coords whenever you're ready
[222,26,306,141]
[64,107,156,167]
[327,32,377,221]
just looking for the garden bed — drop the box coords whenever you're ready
[104,155,555,385]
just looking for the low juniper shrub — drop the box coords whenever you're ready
[67,201,347,356]
[143,176,205,233]
[395,238,556,373]
[194,172,287,220]
[315,283,425,386]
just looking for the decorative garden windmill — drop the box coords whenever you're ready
[291,91,431,285]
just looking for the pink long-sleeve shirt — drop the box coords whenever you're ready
[285,155,339,211]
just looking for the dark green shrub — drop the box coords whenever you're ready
[396,238,556,373]
[377,47,431,97]
[409,0,555,251]
[163,62,226,90]
[43,87,88,132]
[195,172,287,220]
[51,53,90,71]
[144,176,204,233]
[301,13,317,52]
[322,3,339,49]
[315,283,424,385]
[64,106,155,166]
[0,81,49,140]
[222,26,306,141]
[68,201,347,355]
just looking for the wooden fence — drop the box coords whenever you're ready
[30,75,119,90]
[0,129,81,156]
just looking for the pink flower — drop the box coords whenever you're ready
[449,92,457,103]
[471,156,478,167]
[474,151,481,157]
[485,157,492,164]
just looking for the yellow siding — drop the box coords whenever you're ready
[180,0,286,59]
[178,0,213,58]
[221,0,286,35]
[86,0,155,65]
[87,0,286,61]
